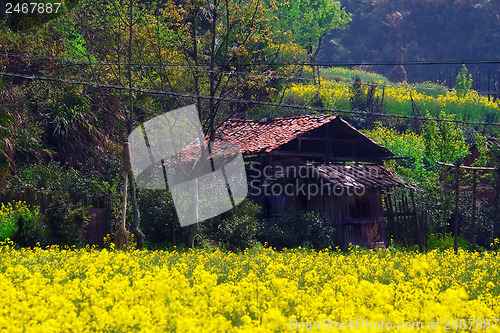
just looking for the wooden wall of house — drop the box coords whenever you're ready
[267,182,387,248]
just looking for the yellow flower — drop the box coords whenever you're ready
[0,242,499,331]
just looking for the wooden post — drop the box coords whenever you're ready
[471,170,477,251]
[115,142,132,250]
[423,210,428,251]
[386,192,396,244]
[494,167,500,240]
[106,196,112,236]
[488,70,491,101]
[453,159,460,254]
[160,158,175,245]
[410,189,423,251]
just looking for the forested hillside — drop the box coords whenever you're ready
[320,0,500,83]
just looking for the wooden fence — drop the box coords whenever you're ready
[384,188,429,250]
[0,188,112,246]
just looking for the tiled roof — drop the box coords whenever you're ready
[309,164,411,189]
[216,114,392,157]
[215,115,334,155]
[166,114,394,168]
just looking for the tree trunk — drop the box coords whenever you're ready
[128,172,145,249]
[186,224,198,248]
[453,159,460,254]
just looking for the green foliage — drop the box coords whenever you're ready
[44,194,89,246]
[364,122,486,247]
[138,192,261,251]
[2,0,79,32]
[366,116,470,183]
[213,199,261,251]
[258,209,334,249]
[3,82,109,170]
[0,202,18,240]
[11,203,46,247]
[422,110,470,168]
[0,201,46,246]
[319,67,389,84]
[413,82,448,98]
[53,22,94,60]
[40,89,102,165]
[0,76,14,173]
[472,133,491,168]
[427,233,471,252]
[0,86,13,136]
[455,65,473,98]
[275,0,350,55]
[350,77,367,111]
[363,124,433,186]
[10,161,115,200]
[137,189,177,245]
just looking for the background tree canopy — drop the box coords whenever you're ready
[319,0,499,82]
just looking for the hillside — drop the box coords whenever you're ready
[319,0,500,84]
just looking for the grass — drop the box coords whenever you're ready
[281,68,500,126]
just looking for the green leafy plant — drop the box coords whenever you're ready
[258,209,334,249]
[427,233,471,251]
[0,202,18,241]
[137,189,178,245]
[44,194,89,246]
[422,110,470,168]
[11,161,115,200]
[0,201,46,246]
[455,64,473,98]
[213,199,261,251]
[11,203,46,247]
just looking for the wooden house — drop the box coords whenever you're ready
[214,114,411,248]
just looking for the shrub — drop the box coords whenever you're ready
[9,161,114,200]
[12,203,46,247]
[8,161,122,234]
[197,199,261,251]
[319,67,389,84]
[0,202,18,240]
[258,209,334,249]
[213,199,261,251]
[44,194,89,246]
[137,189,178,245]
[413,81,448,98]
[0,201,46,246]
[427,233,471,251]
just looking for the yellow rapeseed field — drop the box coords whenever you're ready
[0,241,499,332]
[284,81,499,122]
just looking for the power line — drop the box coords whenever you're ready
[2,52,499,68]
[4,62,315,84]
[315,60,500,67]
[3,53,500,95]
[1,70,499,127]
[5,62,499,96]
